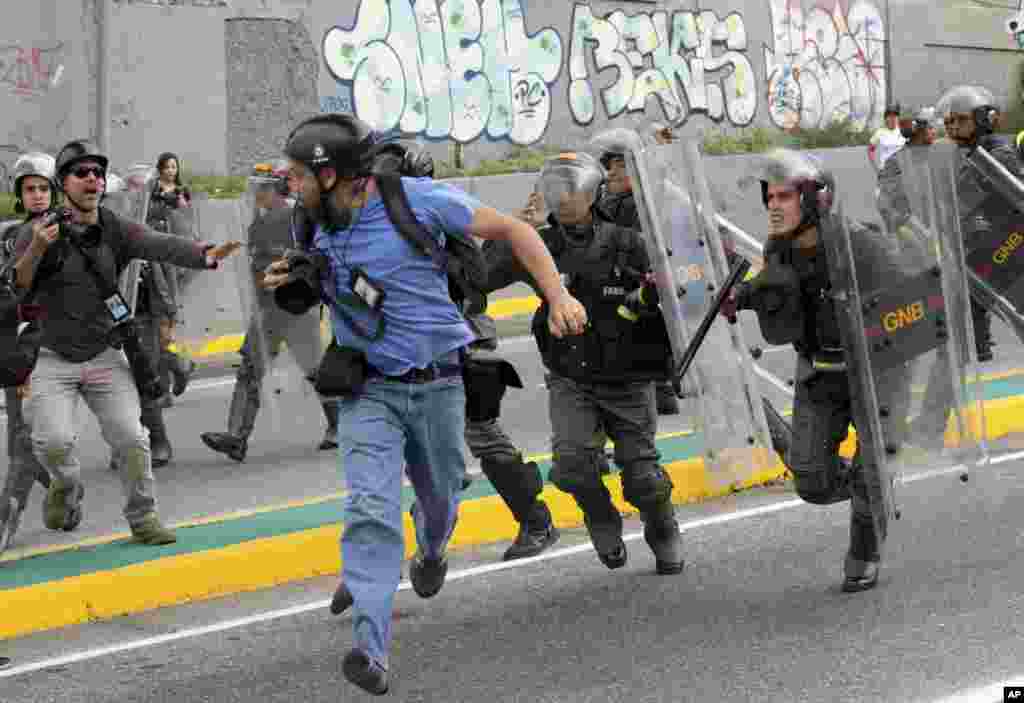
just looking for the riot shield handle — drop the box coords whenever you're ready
[673,254,751,393]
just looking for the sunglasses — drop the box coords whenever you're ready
[71,166,106,180]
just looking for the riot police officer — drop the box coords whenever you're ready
[723,149,907,592]
[486,152,683,575]
[0,152,55,554]
[939,85,1024,362]
[594,140,681,415]
[201,162,338,462]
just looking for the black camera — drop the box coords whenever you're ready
[156,190,180,207]
[41,208,72,229]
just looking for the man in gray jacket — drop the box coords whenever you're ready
[12,140,239,545]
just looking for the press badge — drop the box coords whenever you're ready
[103,291,132,324]
[351,267,385,311]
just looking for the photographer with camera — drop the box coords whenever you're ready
[11,140,240,545]
[0,152,57,555]
[266,114,583,695]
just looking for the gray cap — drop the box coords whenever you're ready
[936,85,999,116]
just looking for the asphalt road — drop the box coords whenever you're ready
[2,453,1024,702]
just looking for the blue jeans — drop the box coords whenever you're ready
[336,373,466,669]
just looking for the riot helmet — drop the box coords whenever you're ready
[537,151,605,232]
[11,152,56,215]
[901,106,938,142]
[284,113,377,179]
[54,139,109,182]
[936,85,1000,139]
[753,148,835,234]
[284,113,378,231]
[589,129,643,225]
[370,139,435,179]
[246,161,292,220]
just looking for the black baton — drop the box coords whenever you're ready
[673,255,751,392]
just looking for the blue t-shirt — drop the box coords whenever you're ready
[313,177,478,376]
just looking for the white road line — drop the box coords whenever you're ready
[931,681,1017,703]
[0,460,988,680]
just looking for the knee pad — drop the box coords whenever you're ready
[621,461,673,509]
[791,467,849,505]
[549,451,604,496]
[40,438,75,468]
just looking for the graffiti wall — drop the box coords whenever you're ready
[1007,1,1024,49]
[319,0,888,145]
[764,0,887,130]
[323,0,563,144]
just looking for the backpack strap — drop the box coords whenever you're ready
[376,172,449,271]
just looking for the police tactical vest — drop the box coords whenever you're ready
[533,220,672,383]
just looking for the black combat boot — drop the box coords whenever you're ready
[504,501,559,561]
[169,352,196,397]
[641,502,684,575]
[842,511,880,592]
[480,455,559,560]
[143,407,173,468]
[201,432,247,463]
[656,381,680,415]
[319,401,339,451]
[583,508,627,569]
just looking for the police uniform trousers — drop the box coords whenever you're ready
[229,300,335,441]
[546,373,674,532]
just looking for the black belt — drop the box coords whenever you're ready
[367,364,461,384]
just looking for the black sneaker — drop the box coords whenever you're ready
[329,580,353,615]
[503,503,560,561]
[200,432,247,463]
[842,562,880,593]
[342,649,389,696]
[409,550,448,598]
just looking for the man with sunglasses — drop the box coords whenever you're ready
[11,140,240,545]
[200,161,339,462]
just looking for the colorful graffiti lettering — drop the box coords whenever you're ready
[1007,1,1024,49]
[763,0,887,130]
[567,4,757,127]
[322,0,562,145]
[0,43,65,98]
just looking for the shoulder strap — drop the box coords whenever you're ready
[375,173,449,271]
[69,236,118,297]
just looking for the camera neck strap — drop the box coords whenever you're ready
[68,234,118,299]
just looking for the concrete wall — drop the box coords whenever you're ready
[2,0,1024,181]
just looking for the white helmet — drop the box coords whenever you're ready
[11,152,56,214]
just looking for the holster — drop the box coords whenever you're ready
[310,340,367,398]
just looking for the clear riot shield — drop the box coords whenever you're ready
[822,143,985,547]
[628,141,775,490]
[104,164,157,315]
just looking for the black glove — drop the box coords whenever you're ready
[274,249,328,315]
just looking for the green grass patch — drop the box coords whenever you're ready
[0,192,15,219]
[702,119,873,155]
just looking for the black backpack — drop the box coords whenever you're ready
[374,172,489,317]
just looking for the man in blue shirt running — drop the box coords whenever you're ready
[264,114,585,696]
